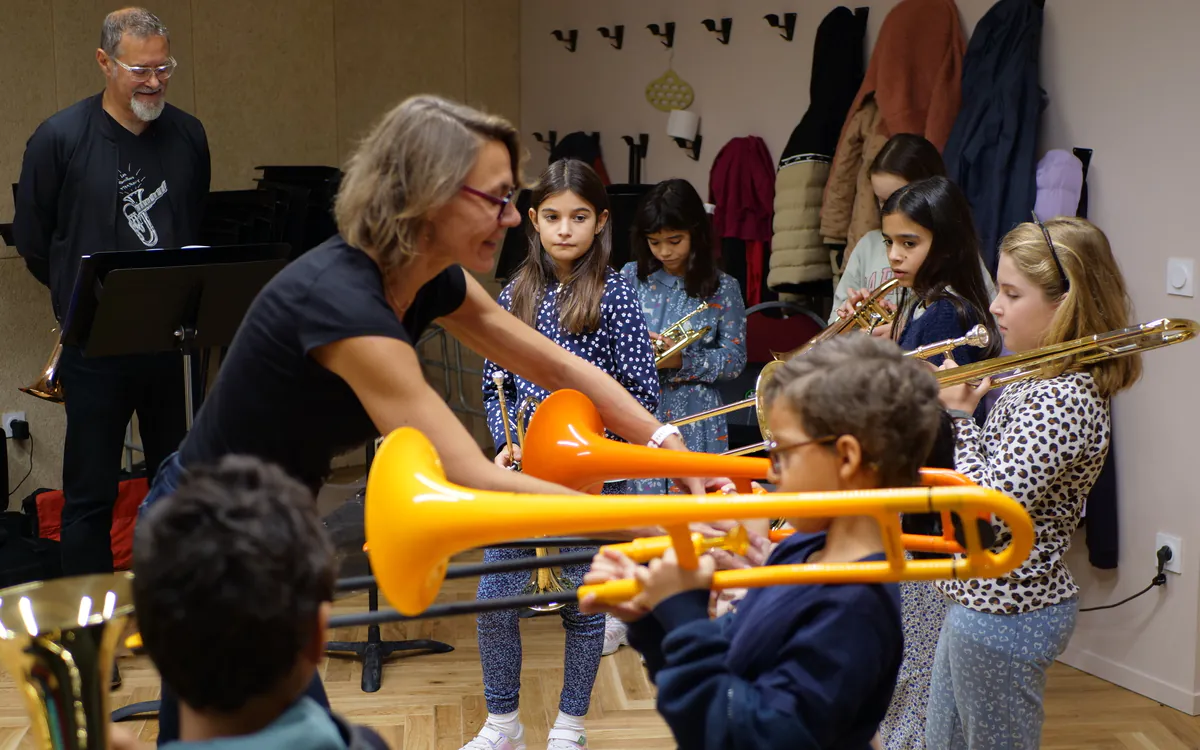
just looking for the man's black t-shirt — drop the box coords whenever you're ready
[179,235,468,491]
[108,112,176,250]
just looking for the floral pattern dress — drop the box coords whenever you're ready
[619,262,747,494]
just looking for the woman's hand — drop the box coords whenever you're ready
[493,443,522,469]
[650,332,683,369]
[579,548,652,623]
[937,357,991,413]
[633,547,716,611]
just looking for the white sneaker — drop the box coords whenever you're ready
[547,727,588,749]
[461,726,526,750]
[601,614,627,656]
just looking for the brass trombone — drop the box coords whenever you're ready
[668,324,993,456]
[935,317,1198,389]
[654,301,713,367]
[20,329,65,404]
[492,374,572,612]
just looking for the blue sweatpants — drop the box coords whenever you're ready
[925,598,1078,750]
[476,546,604,716]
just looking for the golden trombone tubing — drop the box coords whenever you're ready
[365,427,1034,615]
[936,317,1199,389]
[670,326,991,434]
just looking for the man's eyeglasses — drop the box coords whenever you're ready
[1030,211,1070,293]
[765,435,839,476]
[112,56,177,83]
[461,185,516,221]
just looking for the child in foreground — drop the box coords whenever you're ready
[127,455,388,749]
[580,334,945,749]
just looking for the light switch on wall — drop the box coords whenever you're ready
[1167,257,1194,297]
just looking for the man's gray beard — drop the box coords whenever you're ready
[130,95,165,122]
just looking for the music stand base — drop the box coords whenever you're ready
[326,633,455,693]
[326,584,453,693]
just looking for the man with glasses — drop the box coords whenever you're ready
[13,6,210,662]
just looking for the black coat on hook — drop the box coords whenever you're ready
[647,22,676,48]
[702,18,733,44]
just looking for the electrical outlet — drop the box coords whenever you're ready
[1,412,26,439]
[1156,532,1182,575]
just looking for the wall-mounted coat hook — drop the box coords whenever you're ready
[622,134,650,184]
[551,29,578,52]
[701,18,733,45]
[673,134,702,161]
[597,25,625,49]
[533,131,559,151]
[647,22,676,49]
[764,13,797,41]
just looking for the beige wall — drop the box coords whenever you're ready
[0,0,520,501]
[522,0,1200,716]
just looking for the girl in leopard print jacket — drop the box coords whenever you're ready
[929,217,1143,750]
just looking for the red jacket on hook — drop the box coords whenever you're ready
[709,137,775,306]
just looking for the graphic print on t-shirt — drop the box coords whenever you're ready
[118,163,169,247]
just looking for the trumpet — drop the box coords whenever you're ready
[0,572,135,749]
[363,426,1034,617]
[654,301,713,367]
[492,375,571,612]
[936,317,1198,389]
[20,329,65,404]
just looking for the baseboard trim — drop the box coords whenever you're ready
[1059,646,1199,715]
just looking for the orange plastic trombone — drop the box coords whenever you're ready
[365,427,1034,616]
[521,388,988,556]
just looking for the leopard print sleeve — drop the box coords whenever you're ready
[938,372,1111,615]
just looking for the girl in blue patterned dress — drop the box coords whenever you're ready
[470,160,659,750]
[620,178,747,488]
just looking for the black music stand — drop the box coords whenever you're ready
[62,244,291,427]
[88,244,290,725]
[325,439,454,692]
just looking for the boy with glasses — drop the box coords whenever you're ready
[581,334,944,749]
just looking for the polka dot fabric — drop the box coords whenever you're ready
[481,268,660,496]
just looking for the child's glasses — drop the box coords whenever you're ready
[765,435,839,476]
[461,185,516,221]
[1030,211,1070,293]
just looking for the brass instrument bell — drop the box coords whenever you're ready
[20,330,65,404]
[0,572,136,749]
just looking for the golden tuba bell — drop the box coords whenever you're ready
[20,329,65,404]
[654,301,713,367]
[0,572,135,749]
[492,375,572,612]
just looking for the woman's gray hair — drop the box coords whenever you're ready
[101,7,169,56]
[334,95,523,273]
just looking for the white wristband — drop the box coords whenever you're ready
[648,424,682,448]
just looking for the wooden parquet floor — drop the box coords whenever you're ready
[3,552,1200,748]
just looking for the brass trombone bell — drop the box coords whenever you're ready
[0,572,135,750]
[20,333,65,404]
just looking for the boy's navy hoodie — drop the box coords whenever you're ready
[626,531,903,750]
